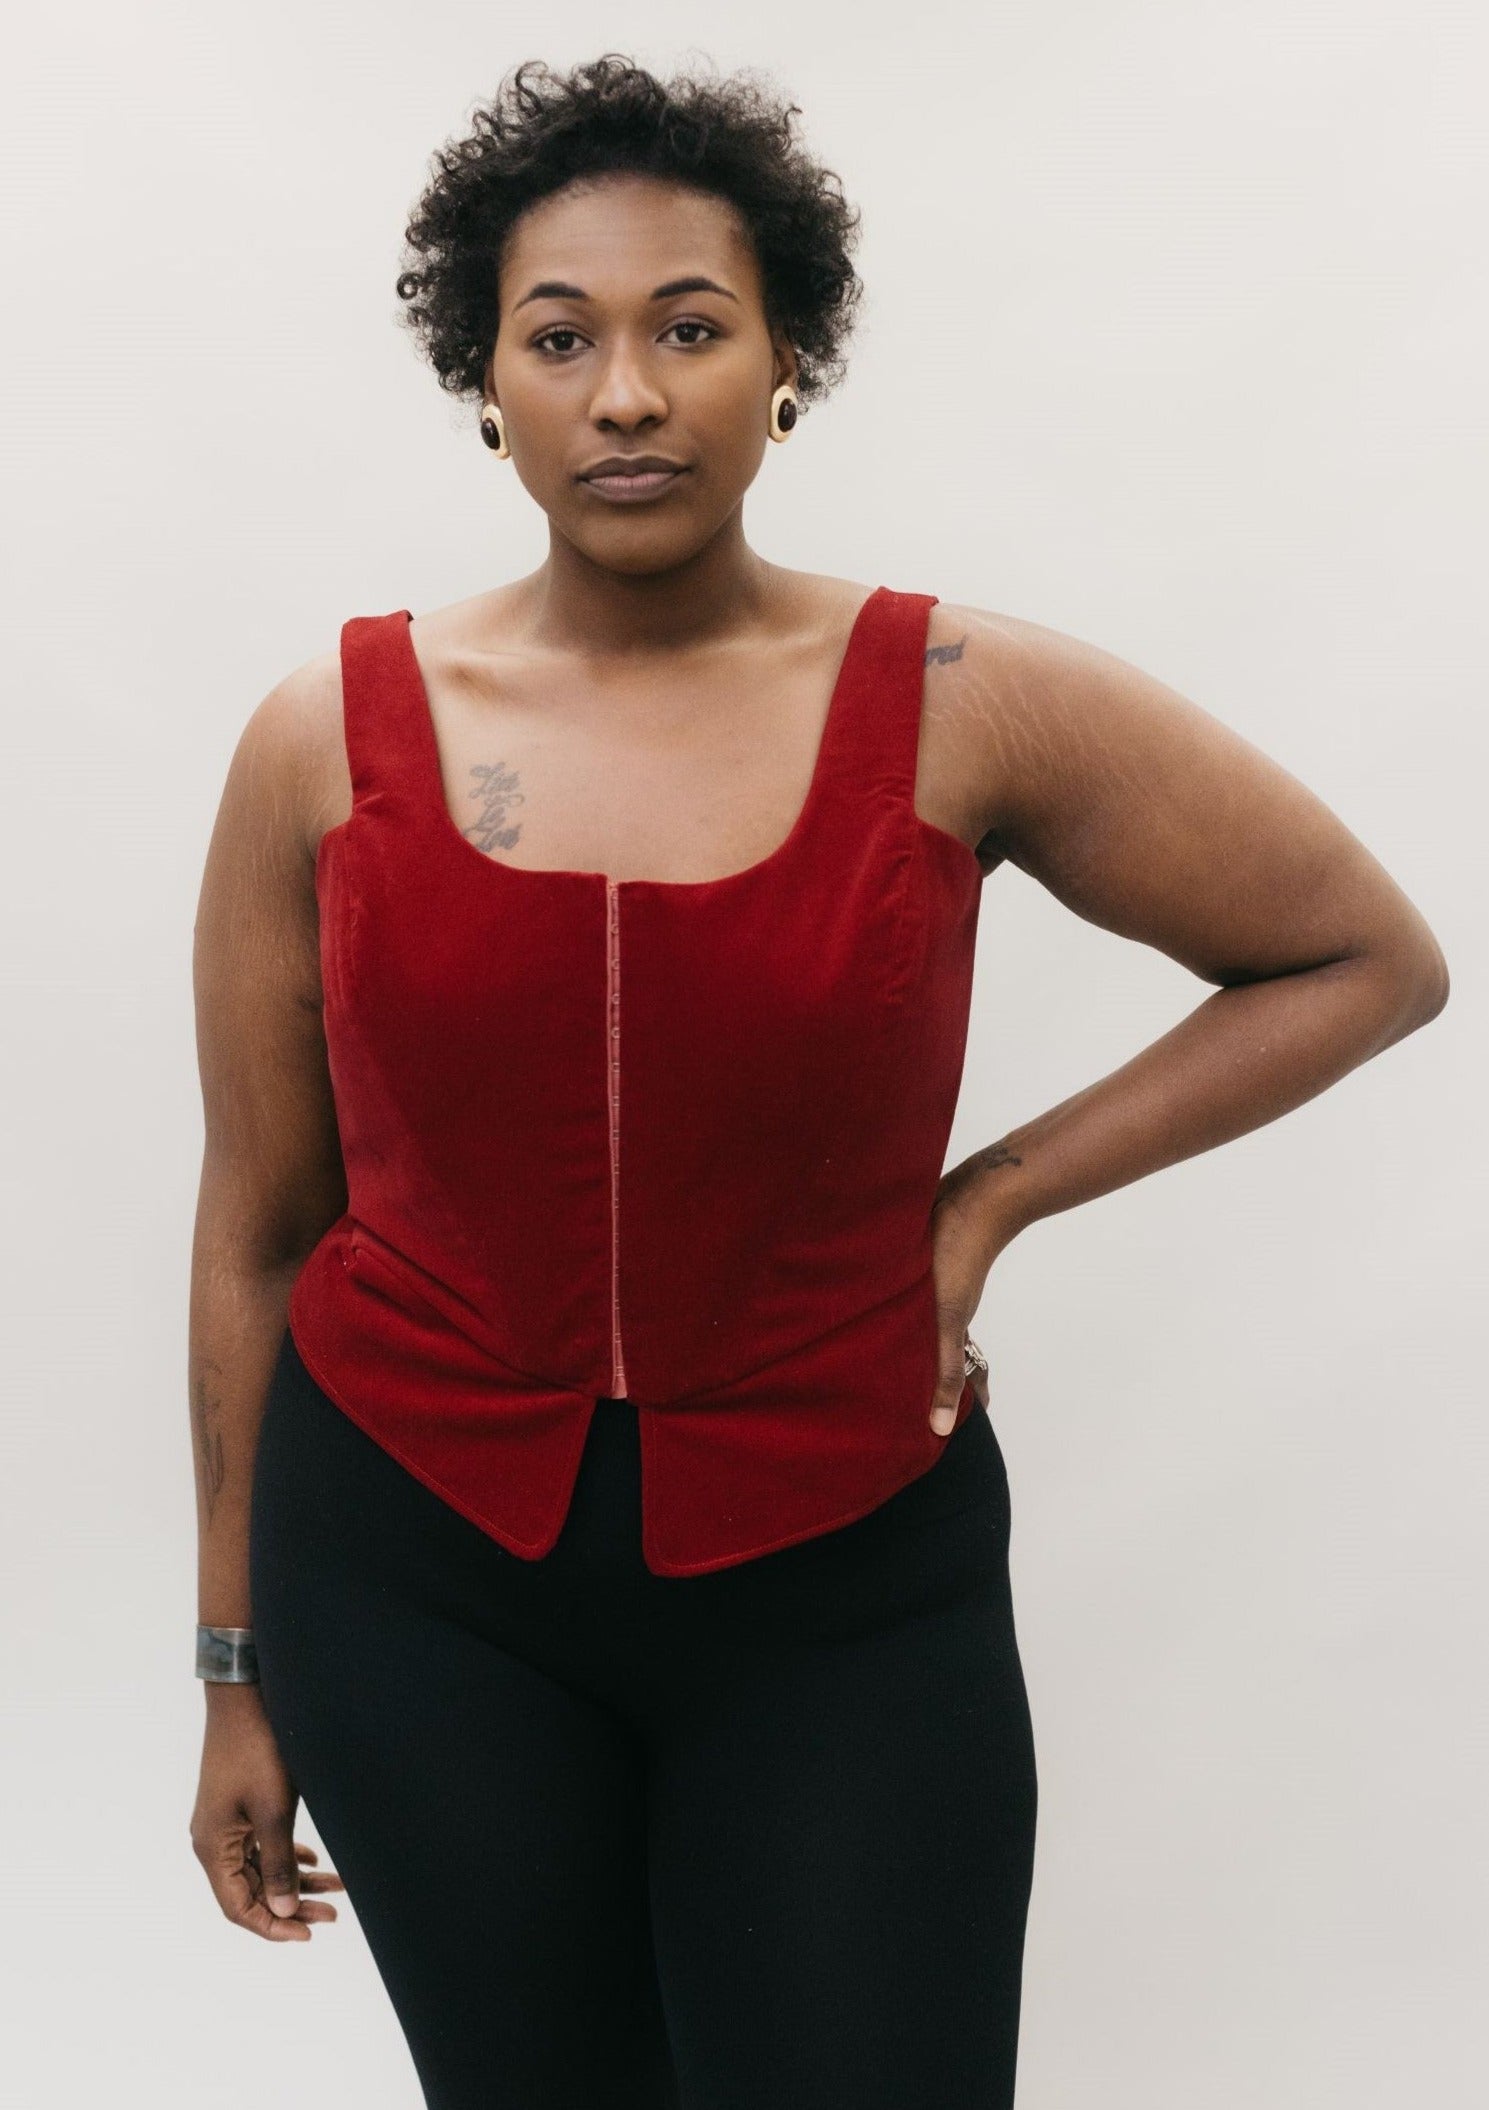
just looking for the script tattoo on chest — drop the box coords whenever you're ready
[463,761,527,855]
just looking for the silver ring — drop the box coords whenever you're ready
[962,1335,988,1379]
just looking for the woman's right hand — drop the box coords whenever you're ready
[190,1684,345,1941]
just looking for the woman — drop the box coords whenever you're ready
[187,53,1449,2110]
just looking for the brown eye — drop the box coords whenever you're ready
[531,319,718,357]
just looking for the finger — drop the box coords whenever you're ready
[929,1347,965,1436]
[295,1867,347,1895]
[238,1831,309,1936]
[196,1822,312,1942]
[293,1842,346,1894]
[292,1896,340,1924]
[251,1806,304,1921]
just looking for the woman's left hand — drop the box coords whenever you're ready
[926,1177,1005,1436]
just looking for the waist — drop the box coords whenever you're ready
[285,1255,982,1579]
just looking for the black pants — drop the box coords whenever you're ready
[249,1325,1039,2109]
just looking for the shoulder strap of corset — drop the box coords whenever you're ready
[813,586,940,807]
[338,609,426,817]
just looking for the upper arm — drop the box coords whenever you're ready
[938,602,1449,1001]
[192,650,349,1271]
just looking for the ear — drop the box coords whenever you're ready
[771,333,800,394]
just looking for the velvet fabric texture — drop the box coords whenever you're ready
[287,584,986,1576]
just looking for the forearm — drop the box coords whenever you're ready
[189,1243,302,1630]
[948,945,1446,1259]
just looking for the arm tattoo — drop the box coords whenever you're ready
[968,1140,1023,1176]
[191,1362,227,1529]
[463,762,526,855]
[924,633,967,667]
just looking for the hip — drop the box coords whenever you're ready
[251,1322,1019,1661]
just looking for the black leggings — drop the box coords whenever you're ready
[249,1325,1039,2109]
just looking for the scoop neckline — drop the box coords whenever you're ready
[392,584,891,894]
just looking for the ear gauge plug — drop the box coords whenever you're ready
[768,384,799,442]
[480,405,510,457]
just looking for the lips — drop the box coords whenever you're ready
[579,453,688,480]
[578,461,691,503]
[585,467,683,492]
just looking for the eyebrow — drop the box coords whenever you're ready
[512,274,740,312]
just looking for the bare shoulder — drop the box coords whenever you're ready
[916,598,1057,865]
[227,640,348,862]
[921,596,1261,861]
[920,598,1106,815]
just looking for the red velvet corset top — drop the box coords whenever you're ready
[286,584,985,1576]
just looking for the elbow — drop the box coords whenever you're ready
[1345,875,1451,1035]
[1417,947,1451,1025]
[1365,927,1451,1040]
[1402,914,1451,1026]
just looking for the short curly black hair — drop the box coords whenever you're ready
[394,53,864,422]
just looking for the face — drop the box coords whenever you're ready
[485,174,798,575]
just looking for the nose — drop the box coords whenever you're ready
[586,341,669,429]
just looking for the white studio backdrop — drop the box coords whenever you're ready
[2,2,1484,2104]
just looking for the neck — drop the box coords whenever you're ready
[514,519,785,661]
